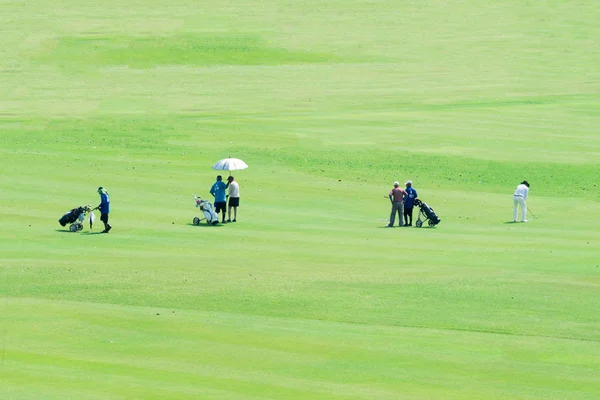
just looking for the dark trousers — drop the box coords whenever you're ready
[404,207,413,225]
[101,213,111,229]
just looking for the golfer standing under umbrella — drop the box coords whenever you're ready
[210,175,228,223]
[226,176,240,222]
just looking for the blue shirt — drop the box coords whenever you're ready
[404,187,418,208]
[210,181,227,202]
[99,193,110,214]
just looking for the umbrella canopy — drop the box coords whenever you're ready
[212,158,248,173]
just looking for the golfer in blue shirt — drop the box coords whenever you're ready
[210,175,228,223]
[96,186,111,233]
[403,180,418,226]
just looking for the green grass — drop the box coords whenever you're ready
[1,0,600,399]
[39,34,340,69]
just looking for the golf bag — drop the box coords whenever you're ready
[58,205,95,232]
[192,195,219,225]
[414,199,441,228]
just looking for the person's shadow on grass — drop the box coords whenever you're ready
[55,229,105,235]
[187,223,225,228]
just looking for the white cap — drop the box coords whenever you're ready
[393,181,399,187]
[405,180,412,185]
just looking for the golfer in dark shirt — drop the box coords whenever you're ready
[403,180,418,226]
[97,187,111,233]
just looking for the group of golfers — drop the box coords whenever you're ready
[210,175,241,223]
[386,179,531,227]
[82,177,530,233]
[387,180,418,227]
[79,176,241,234]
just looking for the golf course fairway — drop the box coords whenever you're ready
[1,0,599,399]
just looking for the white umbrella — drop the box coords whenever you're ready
[212,157,248,175]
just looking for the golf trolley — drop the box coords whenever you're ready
[414,199,441,228]
[192,195,219,226]
[58,205,95,232]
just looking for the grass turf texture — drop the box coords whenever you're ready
[1,0,600,398]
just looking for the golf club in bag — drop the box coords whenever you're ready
[192,195,219,225]
[58,205,95,232]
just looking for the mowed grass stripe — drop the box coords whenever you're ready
[4,299,600,399]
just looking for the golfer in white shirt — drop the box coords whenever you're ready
[226,176,240,222]
[513,180,530,222]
